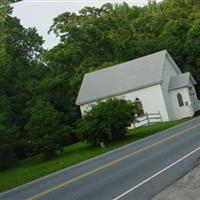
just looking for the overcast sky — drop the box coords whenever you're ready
[13,0,158,49]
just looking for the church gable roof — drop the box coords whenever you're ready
[168,72,196,91]
[76,50,168,105]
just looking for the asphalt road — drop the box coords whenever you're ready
[1,117,200,200]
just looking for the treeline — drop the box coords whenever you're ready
[1,0,200,169]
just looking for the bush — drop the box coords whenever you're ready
[0,126,17,170]
[76,98,136,146]
[25,100,66,159]
[0,96,18,170]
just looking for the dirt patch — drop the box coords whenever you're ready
[152,164,200,200]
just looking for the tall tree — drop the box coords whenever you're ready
[0,0,45,160]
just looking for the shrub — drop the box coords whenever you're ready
[25,100,66,159]
[76,98,136,146]
[0,96,18,170]
[0,126,18,170]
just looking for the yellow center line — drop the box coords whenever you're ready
[26,123,200,200]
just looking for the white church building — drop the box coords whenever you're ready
[76,50,200,121]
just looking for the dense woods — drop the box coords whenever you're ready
[0,0,200,169]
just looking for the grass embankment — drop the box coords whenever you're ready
[0,119,187,192]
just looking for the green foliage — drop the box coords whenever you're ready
[0,96,18,170]
[25,100,66,159]
[49,1,199,76]
[76,98,136,146]
[0,1,46,165]
[0,126,17,170]
[1,0,200,169]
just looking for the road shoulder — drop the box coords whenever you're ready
[152,162,200,200]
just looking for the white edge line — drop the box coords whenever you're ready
[112,145,200,200]
[0,116,199,196]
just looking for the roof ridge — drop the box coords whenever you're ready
[85,50,167,76]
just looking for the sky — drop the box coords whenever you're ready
[13,0,157,49]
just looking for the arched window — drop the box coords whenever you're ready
[177,93,184,107]
[136,98,144,117]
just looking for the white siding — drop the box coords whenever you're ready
[160,57,180,120]
[80,102,96,116]
[170,87,194,119]
[80,84,169,121]
[188,83,200,112]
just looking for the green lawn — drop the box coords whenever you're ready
[0,119,188,192]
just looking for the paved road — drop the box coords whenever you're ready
[1,117,200,200]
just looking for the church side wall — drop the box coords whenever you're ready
[169,87,195,119]
[80,84,169,121]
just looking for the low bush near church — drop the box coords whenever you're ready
[76,98,137,146]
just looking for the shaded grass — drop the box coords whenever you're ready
[0,119,188,192]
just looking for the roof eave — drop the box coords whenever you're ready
[76,81,162,106]
[190,73,197,85]
[165,51,182,74]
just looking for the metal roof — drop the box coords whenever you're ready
[168,72,196,91]
[76,50,167,105]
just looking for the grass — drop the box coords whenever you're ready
[0,119,188,192]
